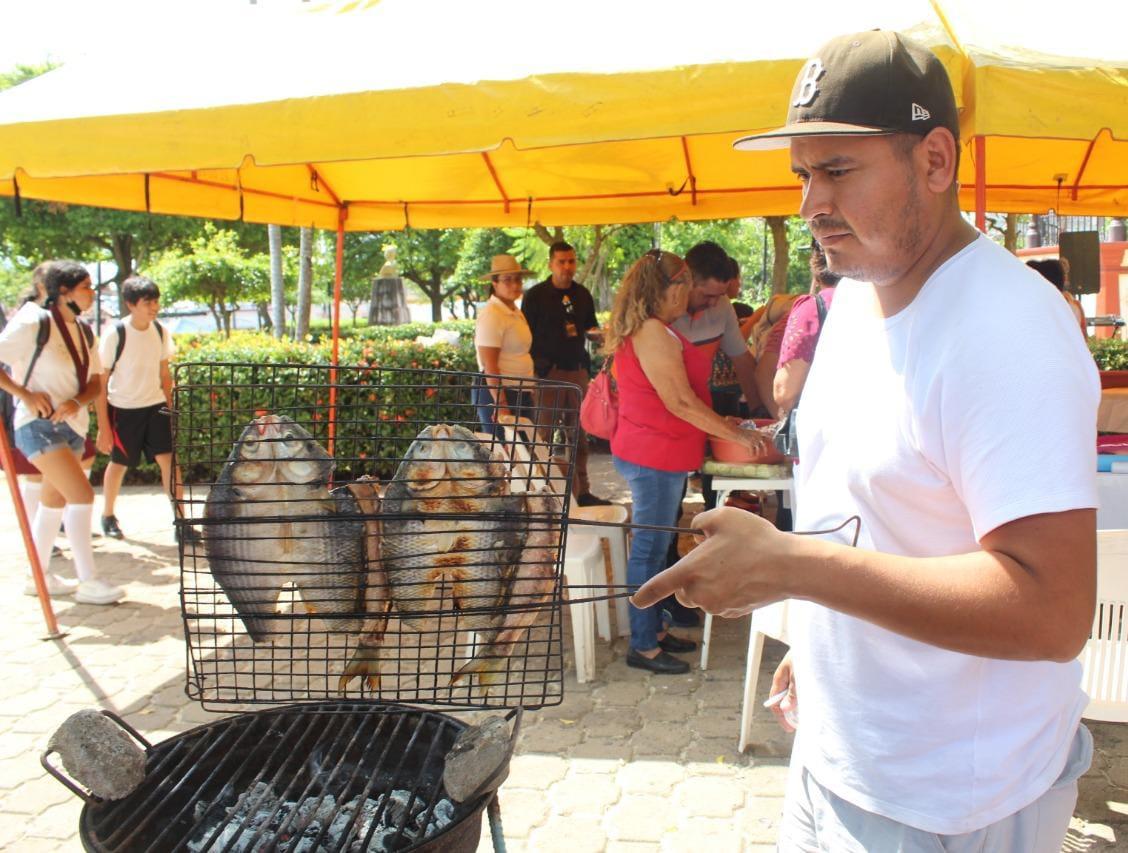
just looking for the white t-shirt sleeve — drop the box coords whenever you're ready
[719,302,749,358]
[98,326,119,371]
[474,305,504,349]
[0,312,41,369]
[87,335,103,377]
[163,325,176,360]
[931,300,1099,540]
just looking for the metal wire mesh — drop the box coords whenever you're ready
[172,363,580,710]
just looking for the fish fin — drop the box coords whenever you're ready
[338,646,383,694]
[450,653,507,688]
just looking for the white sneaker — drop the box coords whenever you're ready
[23,573,77,598]
[74,578,125,605]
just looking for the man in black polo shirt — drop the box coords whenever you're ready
[522,240,610,506]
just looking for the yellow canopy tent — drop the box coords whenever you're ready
[0,0,1123,233]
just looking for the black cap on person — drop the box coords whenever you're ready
[734,30,959,150]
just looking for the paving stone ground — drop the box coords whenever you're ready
[0,450,1124,851]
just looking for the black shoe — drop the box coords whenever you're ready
[662,595,701,628]
[101,515,124,539]
[576,492,612,507]
[626,649,690,675]
[658,633,697,654]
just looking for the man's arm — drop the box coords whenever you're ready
[730,350,763,414]
[160,359,173,408]
[633,506,1095,662]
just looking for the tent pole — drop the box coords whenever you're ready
[974,136,987,233]
[328,210,345,459]
[0,418,62,638]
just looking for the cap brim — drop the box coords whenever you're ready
[733,121,894,151]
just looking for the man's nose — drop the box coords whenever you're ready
[799,174,832,222]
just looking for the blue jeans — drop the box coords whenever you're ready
[471,379,532,439]
[14,418,85,461]
[613,456,687,652]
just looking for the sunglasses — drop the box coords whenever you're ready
[644,248,685,287]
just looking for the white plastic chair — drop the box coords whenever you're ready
[1080,529,1128,722]
[569,503,629,639]
[562,528,602,683]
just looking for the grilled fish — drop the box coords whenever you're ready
[451,488,562,686]
[380,424,526,632]
[204,414,367,641]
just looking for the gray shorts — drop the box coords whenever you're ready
[779,725,1092,852]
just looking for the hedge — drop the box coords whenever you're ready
[1090,337,1128,371]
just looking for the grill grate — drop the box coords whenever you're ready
[77,704,493,853]
[172,363,579,710]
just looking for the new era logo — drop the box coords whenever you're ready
[911,103,931,121]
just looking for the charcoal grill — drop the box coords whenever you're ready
[45,704,517,853]
[45,364,597,850]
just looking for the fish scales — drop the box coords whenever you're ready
[203,414,367,641]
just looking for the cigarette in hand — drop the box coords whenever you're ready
[763,688,789,709]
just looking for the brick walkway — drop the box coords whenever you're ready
[0,451,1125,851]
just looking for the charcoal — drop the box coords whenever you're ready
[442,715,511,802]
[47,710,146,801]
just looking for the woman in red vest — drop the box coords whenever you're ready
[606,250,770,674]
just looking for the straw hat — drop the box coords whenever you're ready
[480,254,532,280]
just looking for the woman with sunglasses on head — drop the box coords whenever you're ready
[605,249,770,674]
[472,254,535,438]
[0,260,124,605]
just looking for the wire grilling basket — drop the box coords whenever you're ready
[172,363,582,711]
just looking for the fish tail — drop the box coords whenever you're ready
[338,642,384,694]
[450,651,508,688]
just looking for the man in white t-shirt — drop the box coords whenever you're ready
[634,31,1098,851]
[95,275,176,539]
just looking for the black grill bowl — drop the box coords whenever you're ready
[76,703,490,853]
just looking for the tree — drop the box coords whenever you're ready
[391,229,465,321]
[267,225,283,337]
[0,200,204,312]
[448,229,515,318]
[295,227,314,337]
[151,225,271,336]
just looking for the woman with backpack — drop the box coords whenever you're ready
[0,260,124,605]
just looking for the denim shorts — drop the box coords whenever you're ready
[14,418,86,461]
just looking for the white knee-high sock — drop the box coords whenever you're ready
[20,481,42,524]
[62,504,97,582]
[30,505,64,578]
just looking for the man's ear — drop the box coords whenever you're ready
[919,127,959,194]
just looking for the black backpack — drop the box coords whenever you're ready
[1,311,95,445]
[109,318,164,373]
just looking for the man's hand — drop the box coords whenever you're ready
[631,507,795,617]
[95,430,112,456]
[765,652,798,732]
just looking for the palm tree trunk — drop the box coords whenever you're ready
[268,224,284,339]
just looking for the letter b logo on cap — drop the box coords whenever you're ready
[793,59,825,107]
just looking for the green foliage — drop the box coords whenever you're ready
[1090,337,1128,371]
[0,62,57,91]
[171,329,480,482]
[151,225,272,335]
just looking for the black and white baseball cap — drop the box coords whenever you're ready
[734,30,959,151]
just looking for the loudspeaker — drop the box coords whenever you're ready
[1059,231,1101,295]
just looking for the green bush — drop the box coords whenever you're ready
[170,330,482,483]
[1090,337,1128,371]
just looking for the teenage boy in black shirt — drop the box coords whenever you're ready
[521,241,610,506]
